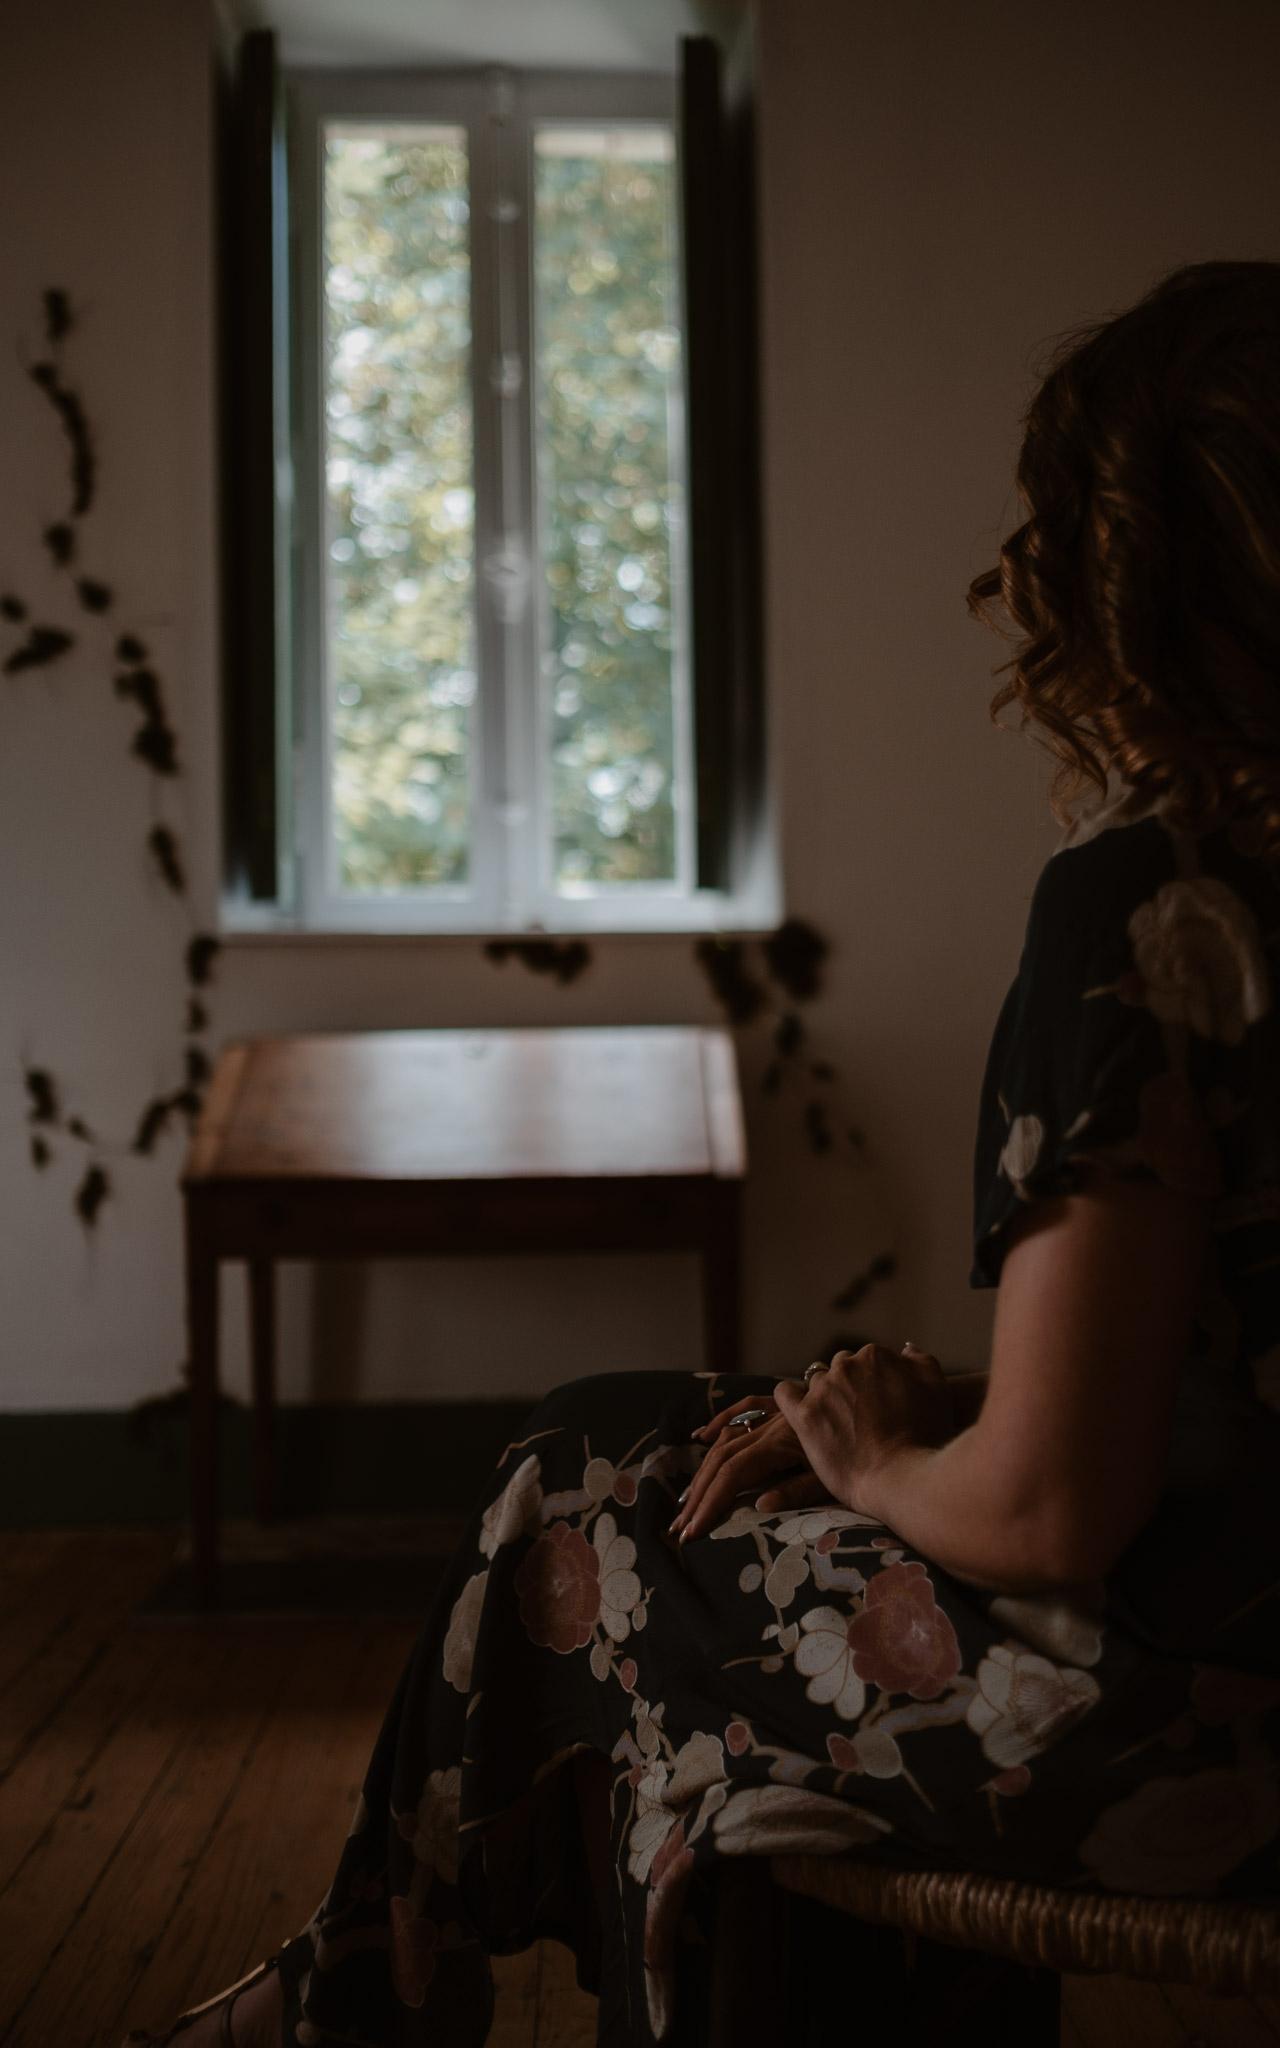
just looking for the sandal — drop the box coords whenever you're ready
[122,1953,281,2048]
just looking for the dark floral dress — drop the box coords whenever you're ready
[287,807,1280,2048]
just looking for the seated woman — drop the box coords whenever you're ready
[135,261,1280,2047]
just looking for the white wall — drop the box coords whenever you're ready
[3,0,1280,1417]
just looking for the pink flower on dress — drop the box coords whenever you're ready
[726,1722,750,1756]
[620,1657,638,1691]
[389,1896,438,2006]
[985,1766,1032,1796]
[514,1522,600,1653]
[847,1561,961,1699]
[826,1732,861,1772]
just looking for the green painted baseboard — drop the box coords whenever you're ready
[0,1399,535,1528]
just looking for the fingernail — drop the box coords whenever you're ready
[668,1518,680,1534]
[678,1488,690,1503]
[690,1427,704,1439]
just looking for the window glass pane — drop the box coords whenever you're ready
[533,126,684,889]
[324,124,474,891]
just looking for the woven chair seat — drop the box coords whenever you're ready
[772,1856,1280,1999]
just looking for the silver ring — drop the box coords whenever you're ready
[803,1362,830,1386]
[729,1408,770,1432]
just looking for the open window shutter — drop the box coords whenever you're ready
[681,31,764,893]
[220,29,290,903]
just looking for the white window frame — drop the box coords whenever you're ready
[271,65,772,937]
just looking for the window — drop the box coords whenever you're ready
[221,43,771,934]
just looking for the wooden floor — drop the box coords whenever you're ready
[0,1530,1275,2048]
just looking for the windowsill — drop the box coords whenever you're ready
[218,882,781,943]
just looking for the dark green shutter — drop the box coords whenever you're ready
[681,31,764,893]
[219,29,290,902]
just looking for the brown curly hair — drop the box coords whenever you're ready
[970,262,1280,849]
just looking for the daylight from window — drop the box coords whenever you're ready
[323,124,474,892]
[534,126,684,889]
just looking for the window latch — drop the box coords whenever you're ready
[483,541,531,625]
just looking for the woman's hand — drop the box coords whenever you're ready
[769,1343,955,1516]
[671,1394,827,1542]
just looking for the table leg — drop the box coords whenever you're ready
[702,1184,742,1377]
[249,1257,278,1524]
[186,1203,220,1610]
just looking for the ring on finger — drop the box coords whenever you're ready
[729,1408,770,1433]
[803,1362,830,1386]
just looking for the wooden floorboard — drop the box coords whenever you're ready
[1,1530,1276,2048]
[1159,1980,1280,2048]
[530,1941,598,2048]
[21,1630,294,2048]
[1063,1972,1192,2047]
[0,1622,170,1890]
[112,1627,375,2043]
[1,1628,237,2036]
[0,1531,174,1724]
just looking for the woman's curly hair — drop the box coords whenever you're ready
[970,262,1280,850]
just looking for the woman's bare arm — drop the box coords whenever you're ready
[675,1171,1209,1593]
[794,1173,1209,1589]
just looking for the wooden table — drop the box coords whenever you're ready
[183,1025,746,1605]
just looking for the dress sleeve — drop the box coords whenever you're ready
[971,822,1221,1288]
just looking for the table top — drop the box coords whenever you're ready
[185,1026,746,1185]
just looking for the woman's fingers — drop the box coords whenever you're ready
[774,1379,806,1425]
[671,1418,806,1541]
[755,1471,833,1513]
[676,1422,779,1524]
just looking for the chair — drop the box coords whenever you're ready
[773,1853,1280,2001]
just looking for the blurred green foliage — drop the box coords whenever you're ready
[535,132,683,886]
[323,121,685,899]
[325,127,474,890]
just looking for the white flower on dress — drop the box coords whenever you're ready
[712,1783,888,1857]
[593,1512,643,1640]
[853,1725,904,1779]
[1128,876,1269,1044]
[773,1507,880,1545]
[479,1454,543,1558]
[441,1570,488,1693]
[394,1765,462,1887]
[709,1504,768,1542]
[1080,1768,1280,1893]
[763,1542,810,1610]
[987,1590,1105,1669]
[966,1645,1100,1767]
[999,1114,1045,1196]
[625,1728,726,1883]
[794,1606,866,1721]
[627,1762,677,1883]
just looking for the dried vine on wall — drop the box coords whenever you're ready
[4,290,220,1226]
[694,920,898,1333]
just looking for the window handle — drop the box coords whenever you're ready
[483,540,530,625]
[491,351,523,398]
